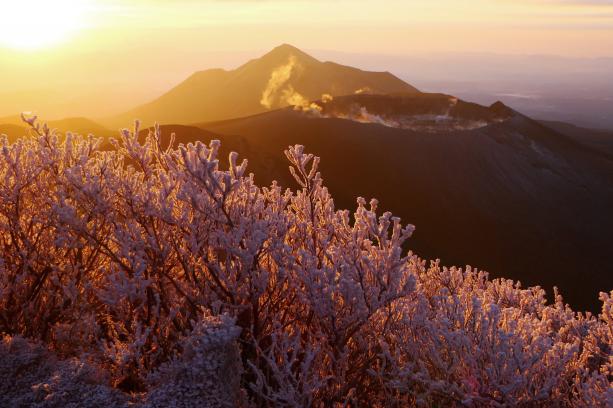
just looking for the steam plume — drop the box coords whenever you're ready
[354,87,372,95]
[260,57,338,115]
[260,55,312,110]
[322,93,333,103]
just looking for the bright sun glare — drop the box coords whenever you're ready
[0,0,92,50]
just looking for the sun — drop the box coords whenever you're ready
[0,0,92,50]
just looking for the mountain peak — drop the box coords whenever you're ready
[271,43,302,53]
[109,44,419,126]
[260,44,320,65]
[489,101,514,116]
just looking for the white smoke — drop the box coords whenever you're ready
[312,100,497,132]
[261,62,496,131]
[261,55,298,109]
[261,55,313,111]
[291,93,335,116]
[334,106,399,128]
[354,87,372,95]
[260,58,340,115]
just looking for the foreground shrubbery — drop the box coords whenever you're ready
[0,117,610,407]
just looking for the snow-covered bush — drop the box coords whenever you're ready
[375,263,612,407]
[144,314,243,407]
[0,334,128,407]
[0,116,610,406]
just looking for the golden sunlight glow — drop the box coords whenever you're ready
[0,0,92,50]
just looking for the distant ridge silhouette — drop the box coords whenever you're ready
[106,44,418,127]
[0,116,113,142]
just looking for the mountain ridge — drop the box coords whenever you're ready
[0,116,114,142]
[104,44,418,128]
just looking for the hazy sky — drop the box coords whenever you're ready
[184,0,610,57]
[1,0,612,118]
[2,0,608,55]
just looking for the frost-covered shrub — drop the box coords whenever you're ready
[0,335,128,407]
[0,116,611,406]
[144,314,243,407]
[374,263,613,407]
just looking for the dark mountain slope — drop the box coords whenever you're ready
[150,107,613,312]
[107,44,417,127]
[539,120,613,158]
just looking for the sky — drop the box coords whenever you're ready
[1,0,612,118]
[1,0,607,55]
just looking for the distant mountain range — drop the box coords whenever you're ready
[310,50,613,130]
[1,45,611,311]
[0,115,114,142]
[105,44,418,128]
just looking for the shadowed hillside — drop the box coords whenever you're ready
[0,116,114,142]
[107,44,418,128]
[539,120,613,158]
[143,105,613,312]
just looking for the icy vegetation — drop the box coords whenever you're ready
[0,116,610,407]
